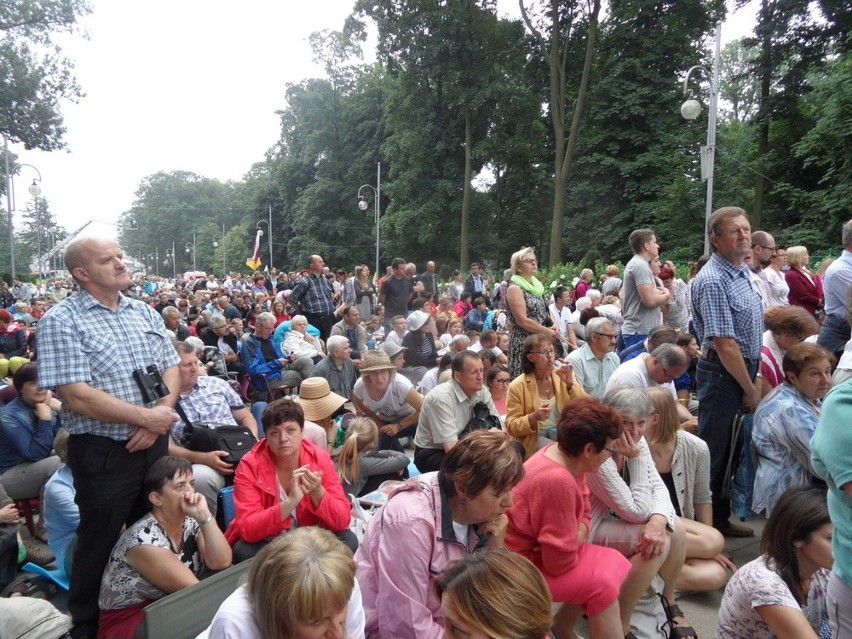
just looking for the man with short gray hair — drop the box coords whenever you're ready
[162,306,190,341]
[310,335,358,399]
[567,317,620,398]
[605,343,687,401]
[242,312,313,395]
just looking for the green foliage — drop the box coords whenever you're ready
[0,0,91,150]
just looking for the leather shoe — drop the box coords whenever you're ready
[719,521,754,537]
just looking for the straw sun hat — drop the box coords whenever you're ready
[360,350,398,373]
[294,378,347,422]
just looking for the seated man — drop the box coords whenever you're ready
[605,342,697,431]
[43,429,78,577]
[413,351,499,473]
[330,305,367,360]
[587,387,696,639]
[566,317,621,398]
[310,335,358,400]
[464,297,488,332]
[0,363,62,540]
[162,306,191,341]
[169,341,260,515]
[468,329,508,365]
[242,312,313,397]
[383,315,407,347]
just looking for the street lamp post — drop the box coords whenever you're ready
[185,234,197,271]
[2,133,44,279]
[681,20,722,256]
[165,242,176,279]
[212,223,226,277]
[357,162,381,278]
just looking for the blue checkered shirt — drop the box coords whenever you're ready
[171,376,243,441]
[690,253,762,360]
[289,273,335,315]
[37,290,180,440]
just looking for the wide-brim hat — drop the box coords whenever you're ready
[407,310,430,331]
[379,342,407,360]
[360,349,398,373]
[294,377,347,421]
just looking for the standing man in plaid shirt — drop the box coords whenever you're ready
[690,207,762,538]
[288,254,337,342]
[37,238,180,639]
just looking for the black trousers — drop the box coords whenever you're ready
[414,446,446,474]
[67,433,167,632]
[303,311,336,343]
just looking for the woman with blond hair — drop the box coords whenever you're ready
[645,387,735,592]
[354,265,376,320]
[435,549,553,639]
[785,246,824,318]
[505,247,560,378]
[356,430,525,639]
[337,417,409,497]
[205,526,365,639]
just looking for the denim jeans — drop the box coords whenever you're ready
[818,314,851,359]
[696,350,758,529]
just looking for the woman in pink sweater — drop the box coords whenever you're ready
[506,397,632,639]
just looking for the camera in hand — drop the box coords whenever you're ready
[133,364,170,404]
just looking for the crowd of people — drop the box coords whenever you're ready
[0,210,851,638]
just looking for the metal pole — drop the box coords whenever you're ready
[172,241,176,279]
[703,20,722,256]
[375,162,381,279]
[3,135,15,280]
[268,205,273,270]
[222,223,226,277]
[155,248,159,276]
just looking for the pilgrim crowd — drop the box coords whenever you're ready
[1,209,852,639]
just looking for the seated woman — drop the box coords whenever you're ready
[419,352,453,396]
[204,526,364,639]
[355,430,524,639]
[283,315,325,364]
[435,548,553,639]
[752,342,834,518]
[224,399,354,562]
[718,487,832,638]
[352,350,423,453]
[0,363,62,539]
[506,333,586,459]
[486,363,511,420]
[588,387,695,639]
[0,309,29,379]
[759,305,820,398]
[646,387,734,592]
[506,397,631,639]
[337,417,409,497]
[401,311,440,385]
[98,456,232,639]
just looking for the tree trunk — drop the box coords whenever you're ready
[460,105,473,272]
[752,0,772,230]
[547,0,601,266]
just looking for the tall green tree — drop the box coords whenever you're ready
[16,196,67,273]
[0,0,90,150]
[520,0,601,266]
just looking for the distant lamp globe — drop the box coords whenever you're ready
[28,180,42,197]
[358,198,368,211]
[681,99,702,120]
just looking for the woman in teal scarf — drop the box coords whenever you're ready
[505,247,560,378]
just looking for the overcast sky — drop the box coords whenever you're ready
[6,0,758,241]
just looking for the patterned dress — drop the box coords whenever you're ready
[506,284,550,379]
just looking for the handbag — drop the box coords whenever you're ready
[178,422,257,465]
[460,401,501,439]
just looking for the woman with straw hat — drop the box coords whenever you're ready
[352,350,423,453]
[295,377,349,449]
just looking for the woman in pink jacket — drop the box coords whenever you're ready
[355,430,524,639]
[224,399,354,562]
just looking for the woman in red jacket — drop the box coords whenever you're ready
[785,245,824,319]
[224,399,354,562]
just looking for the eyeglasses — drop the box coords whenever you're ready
[752,243,777,252]
[522,258,538,264]
[493,378,511,385]
[603,447,617,456]
[661,367,680,382]
[594,332,617,340]
[530,350,555,357]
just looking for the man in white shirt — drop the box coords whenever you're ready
[567,317,620,398]
[383,315,408,347]
[549,286,579,352]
